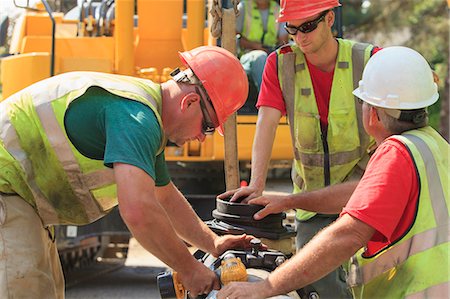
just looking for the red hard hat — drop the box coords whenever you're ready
[179,46,248,135]
[278,0,341,23]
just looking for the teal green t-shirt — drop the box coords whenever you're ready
[64,86,170,186]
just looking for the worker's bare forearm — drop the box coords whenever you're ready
[156,183,217,253]
[286,180,358,214]
[263,214,373,297]
[124,199,197,272]
[249,107,282,191]
[114,163,201,273]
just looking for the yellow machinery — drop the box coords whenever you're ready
[1,0,293,193]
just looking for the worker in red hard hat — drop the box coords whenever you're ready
[0,45,253,299]
[218,0,382,298]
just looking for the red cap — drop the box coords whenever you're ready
[278,0,341,23]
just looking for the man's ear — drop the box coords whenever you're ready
[180,92,200,112]
[369,106,380,126]
[327,10,335,27]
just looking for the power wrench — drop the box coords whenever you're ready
[157,253,247,299]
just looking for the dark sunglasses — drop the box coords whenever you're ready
[195,86,216,135]
[284,10,329,35]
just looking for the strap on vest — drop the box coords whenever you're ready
[403,134,449,226]
[36,102,112,221]
[295,63,306,71]
[281,52,300,161]
[2,121,60,224]
[349,133,449,287]
[338,61,349,68]
[352,223,450,286]
[352,42,371,159]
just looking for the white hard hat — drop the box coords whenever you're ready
[353,46,439,110]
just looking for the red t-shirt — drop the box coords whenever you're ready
[340,138,419,256]
[257,45,382,126]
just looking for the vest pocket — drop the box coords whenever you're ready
[295,112,321,152]
[328,110,359,153]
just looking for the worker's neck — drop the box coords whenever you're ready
[368,116,393,146]
[305,38,338,73]
[374,130,393,146]
[160,80,178,128]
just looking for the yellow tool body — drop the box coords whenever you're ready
[217,254,247,285]
[159,254,247,299]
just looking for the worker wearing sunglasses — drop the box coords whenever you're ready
[217,1,382,299]
[284,9,330,35]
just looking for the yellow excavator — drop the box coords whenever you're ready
[0,0,293,274]
[1,0,292,194]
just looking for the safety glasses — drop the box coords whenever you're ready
[284,10,329,35]
[195,86,216,135]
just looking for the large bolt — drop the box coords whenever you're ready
[275,256,286,266]
[250,238,262,255]
[309,292,320,299]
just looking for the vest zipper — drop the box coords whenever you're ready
[321,127,331,186]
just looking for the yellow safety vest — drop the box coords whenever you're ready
[277,39,374,220]
[242,0,279,48]
[0,71,165,225]
[348,126,449,299]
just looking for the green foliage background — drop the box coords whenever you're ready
[341,0,449,138]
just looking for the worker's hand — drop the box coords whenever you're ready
[248,194,290,220]
[212,234,267,257]
[217,186,263,203]
[178,261,220,298]
[216,281,270,299]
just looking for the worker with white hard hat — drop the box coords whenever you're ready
[217,46,449,299]
[220,0,382,297]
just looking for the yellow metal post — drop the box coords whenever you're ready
[115,0,135,75]
[185,0,205,49]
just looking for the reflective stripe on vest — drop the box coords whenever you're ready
[278,39,374,221]
[0,71,165,225]
[348,127,450,299]
[242,0,279,47]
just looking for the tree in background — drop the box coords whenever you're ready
[342,0,449,141]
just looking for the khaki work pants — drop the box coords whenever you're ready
[0,194,64,299]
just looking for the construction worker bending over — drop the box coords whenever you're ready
[236,0,289,91]
[220,0,381,297]
[0,46,252,299]
[218,46,449,299]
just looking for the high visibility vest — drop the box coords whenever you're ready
[277,39,374,220]
[347,126,450,299]
[242,0,279,48]
[0,71,165,225]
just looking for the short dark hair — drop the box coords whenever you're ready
[379,108,428,135]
